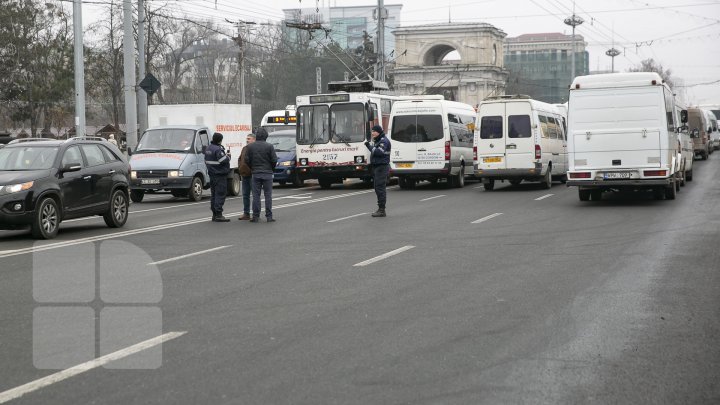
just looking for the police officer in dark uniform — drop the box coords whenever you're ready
[205,132,231,222]
[365,125,391,217]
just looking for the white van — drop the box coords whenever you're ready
[703,109,719,151]
[566,72,684,201]
[389,96,476,188]
[474,95,567,191]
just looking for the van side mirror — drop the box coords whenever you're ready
[680,110,688,123]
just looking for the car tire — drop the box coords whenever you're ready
[292,174,304,188]
[103,189,129,228]
[454,166,465,188]
[188,176,203,201]
[578,189,590,201]
[590,189,602,201]
[665,181,676,200]
[675,174,681,191]
[130,189,145,203]
[686,169,693,181]
[541,165,552,189]
[228,172,241,196]
[31,197,60,239]
[483,179,495,191]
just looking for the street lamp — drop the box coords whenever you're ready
[605,48,621,73]
[564,7,584,84]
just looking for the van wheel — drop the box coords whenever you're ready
[399,177,415,190]
[590,190,602,201]
[188,176,203,201]
[31,197,60,239]
[228,172,241,196]
[509,179,522,186]
[675,174,681,191]
[578,189,590,201]
[319,178,332,189]
[454,167,465,188]
[483,179,495,191]
[686,169,693,181]
[665,181,676,200]
[541,166,552,189]
[103,189,129,228]
[130,189,144,203]
[292,174,304,188]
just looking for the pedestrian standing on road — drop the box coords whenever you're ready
[365,125,391,217]
[244,127,278,222]
[205,132,231,222]
[237,133,255,220]
[107,134,118,147]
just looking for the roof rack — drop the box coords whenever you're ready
[8,138,52,144]
[67,136,107,142]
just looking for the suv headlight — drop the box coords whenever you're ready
[3,181,34,194]
[168,170,183,177]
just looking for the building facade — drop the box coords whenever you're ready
[282,4,402,60]
[504,32,589,103]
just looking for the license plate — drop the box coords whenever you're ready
[483,157,502,163]
[141,179,160,185]
[604,172,632,179]
[396,163,413,168]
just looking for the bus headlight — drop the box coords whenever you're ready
[354,156,365,163]
[299,158,308,166]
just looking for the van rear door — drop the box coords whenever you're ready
[476,102,506,170]
[570,88,663,169]
[390,102,445,171]
[504,101,534,169]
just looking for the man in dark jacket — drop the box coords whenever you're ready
[365,125,391,217]
[244,127,278,222]
[205,132,231,222]
[237,133,255,220]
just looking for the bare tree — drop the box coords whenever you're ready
[628,58,674,88]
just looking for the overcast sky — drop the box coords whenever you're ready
[83,0,720,105]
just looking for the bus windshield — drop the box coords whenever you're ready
[297,105,329,145]
[330,103,366,143]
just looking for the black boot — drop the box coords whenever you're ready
[371,208,386,217]
[212,215,230,222]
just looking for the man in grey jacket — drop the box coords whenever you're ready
[244,127,278,222]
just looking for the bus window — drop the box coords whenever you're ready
[297,105,329,145]
[330,103,366,143]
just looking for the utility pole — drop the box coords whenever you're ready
[137,0,148,133]
[375,0,387,82]
[123,0,138,151]
[72,0,86,137]
[563,1,584,84]
[230,20,255,104]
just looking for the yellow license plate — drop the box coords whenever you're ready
[483,157,502,163]
[396,163,413,168]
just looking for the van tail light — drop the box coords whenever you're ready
[535,144,541,160]
[643,169,667,177]
[473,145,477,160]
[568,172,591,179]
[445,141,451,160]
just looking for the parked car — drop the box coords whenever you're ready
[267,129,303,187]
[0,137,130,239]
[687,107,711,160]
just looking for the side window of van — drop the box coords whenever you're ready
[538,115,549,138]
[458,114,476,147]
[663,89,675,132]
[198,131,209,154]
[480,116,502,139]
[508,115,531,138]
[553,117,566,140]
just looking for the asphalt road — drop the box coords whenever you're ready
[1,156,719,404]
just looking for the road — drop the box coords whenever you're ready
[1,156,719,404]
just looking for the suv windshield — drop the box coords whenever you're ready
[268,135,296,152]
[137,129,196,153]
[0,146,59,170]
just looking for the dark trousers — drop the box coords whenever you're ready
[373,164,390,209]
[209,175,227,216]
[241,175,252,215]
[252,173,273,218]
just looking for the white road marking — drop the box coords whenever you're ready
[327,212,369,223]
[0,189,377,259]
[420,194,446,202]
[534,194,554,201]
[276,193,313,200]
[471,212,503,224]
[147,245,231,266]
[354,245,415,267]
[0,331,186,404]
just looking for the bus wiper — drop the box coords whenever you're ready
[331,122,351,147]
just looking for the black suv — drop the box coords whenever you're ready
[0,137,130,239]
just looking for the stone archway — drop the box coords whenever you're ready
[391,23,508,106]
